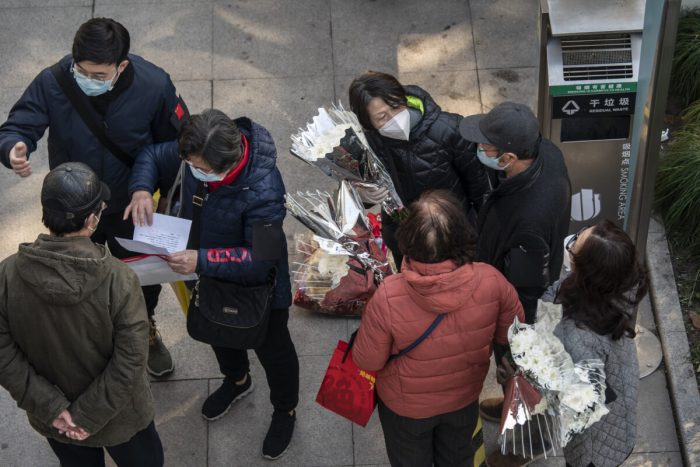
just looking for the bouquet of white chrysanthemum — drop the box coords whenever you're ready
[286,181,393,316]
[500,301,610,457]
[290,103,406,222]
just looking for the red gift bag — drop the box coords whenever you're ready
[316,339,377,427]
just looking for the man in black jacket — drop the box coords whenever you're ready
[460,102,571,430]
[0,18,186,377]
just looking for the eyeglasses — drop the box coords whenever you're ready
[70,62,119,83]
[183,159,216,176]
[478,144,505,159]
[566,226,589,252]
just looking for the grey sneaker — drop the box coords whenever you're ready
[148,319,174,377]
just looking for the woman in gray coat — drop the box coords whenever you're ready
[553,219,648,467]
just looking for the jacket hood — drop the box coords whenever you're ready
[15,234,111,304]
[229,117,278,188]
[403,85,442,140]
[401,258,478,314]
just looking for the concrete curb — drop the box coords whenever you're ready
[646,218,700,467]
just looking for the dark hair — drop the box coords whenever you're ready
[517,134,542,161]
[395,190,476,266]
[557,219,648,340]
[72,18,130,64]
[43,203,101,236]
[349,71,407,130]
[178,109,242,173]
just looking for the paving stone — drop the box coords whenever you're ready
[478,67,538,112]
[400,70,482,116]
[530,457,565,466]
[0,391,58,467]
[470,0,539,70]
[331,0,476,77]
[2,1,90,6]
[96,0,210,4]
[634,370,682,453]
[212,76,336,196]
[334,70,481,117]
[353,411,390,465]
[213,0,333,80]
[207,355,353,466]
[288,307,350,357]
[173,80,213,114]
[150,380,209,467]
[623,451,683,466]
[95,3,213,81]
[0,87,49,260]
[0,7,92,88]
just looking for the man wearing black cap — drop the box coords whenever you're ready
[0,162,163,466]
[460,102,571,445]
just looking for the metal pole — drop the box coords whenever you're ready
[536,0,550,127]
[625,0,682,256]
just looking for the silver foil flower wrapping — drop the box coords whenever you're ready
[289,103,405,220]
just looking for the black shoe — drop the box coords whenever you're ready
[201,375,254,421]
[262,409,296,460]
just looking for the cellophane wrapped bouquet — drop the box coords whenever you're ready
[500,300,609,458]
[290,103,406,222]
[286,180,393,316]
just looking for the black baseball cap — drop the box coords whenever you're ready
[41,162,111,220]
[459,102,540,157]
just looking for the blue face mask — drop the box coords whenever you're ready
[477,147,510,171]
[188,164,225,182]
[72,66,118,97]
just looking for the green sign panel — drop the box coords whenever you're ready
[550,82,637,96]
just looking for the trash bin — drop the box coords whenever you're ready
[538,0,645,233]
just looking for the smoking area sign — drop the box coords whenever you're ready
[552,92,636,119]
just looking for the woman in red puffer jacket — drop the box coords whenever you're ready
[353,190,524,467]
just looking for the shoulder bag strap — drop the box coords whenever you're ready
[344,313,446,364]
[186,181,207,250]
[389,313,446,362]
[49,62,134,168]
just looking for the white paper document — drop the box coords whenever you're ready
[122,255,197,287]
[116,214,196,286]
[133,213,192,253]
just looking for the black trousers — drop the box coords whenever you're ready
[92,211,161,318]
[378,400,479,467]
[47,421,163,467]
[211,308,299,412]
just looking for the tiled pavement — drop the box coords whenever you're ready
[0,1,683,465]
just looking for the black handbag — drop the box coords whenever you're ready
[184,181,278,349]
[187,269,276,349]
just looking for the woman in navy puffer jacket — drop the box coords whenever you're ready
[125,109,298,460]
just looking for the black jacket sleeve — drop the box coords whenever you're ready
[503,230,551,323]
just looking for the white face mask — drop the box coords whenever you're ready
[477,147,510,171]
[188,162,225,182]
[378,109,411,141]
